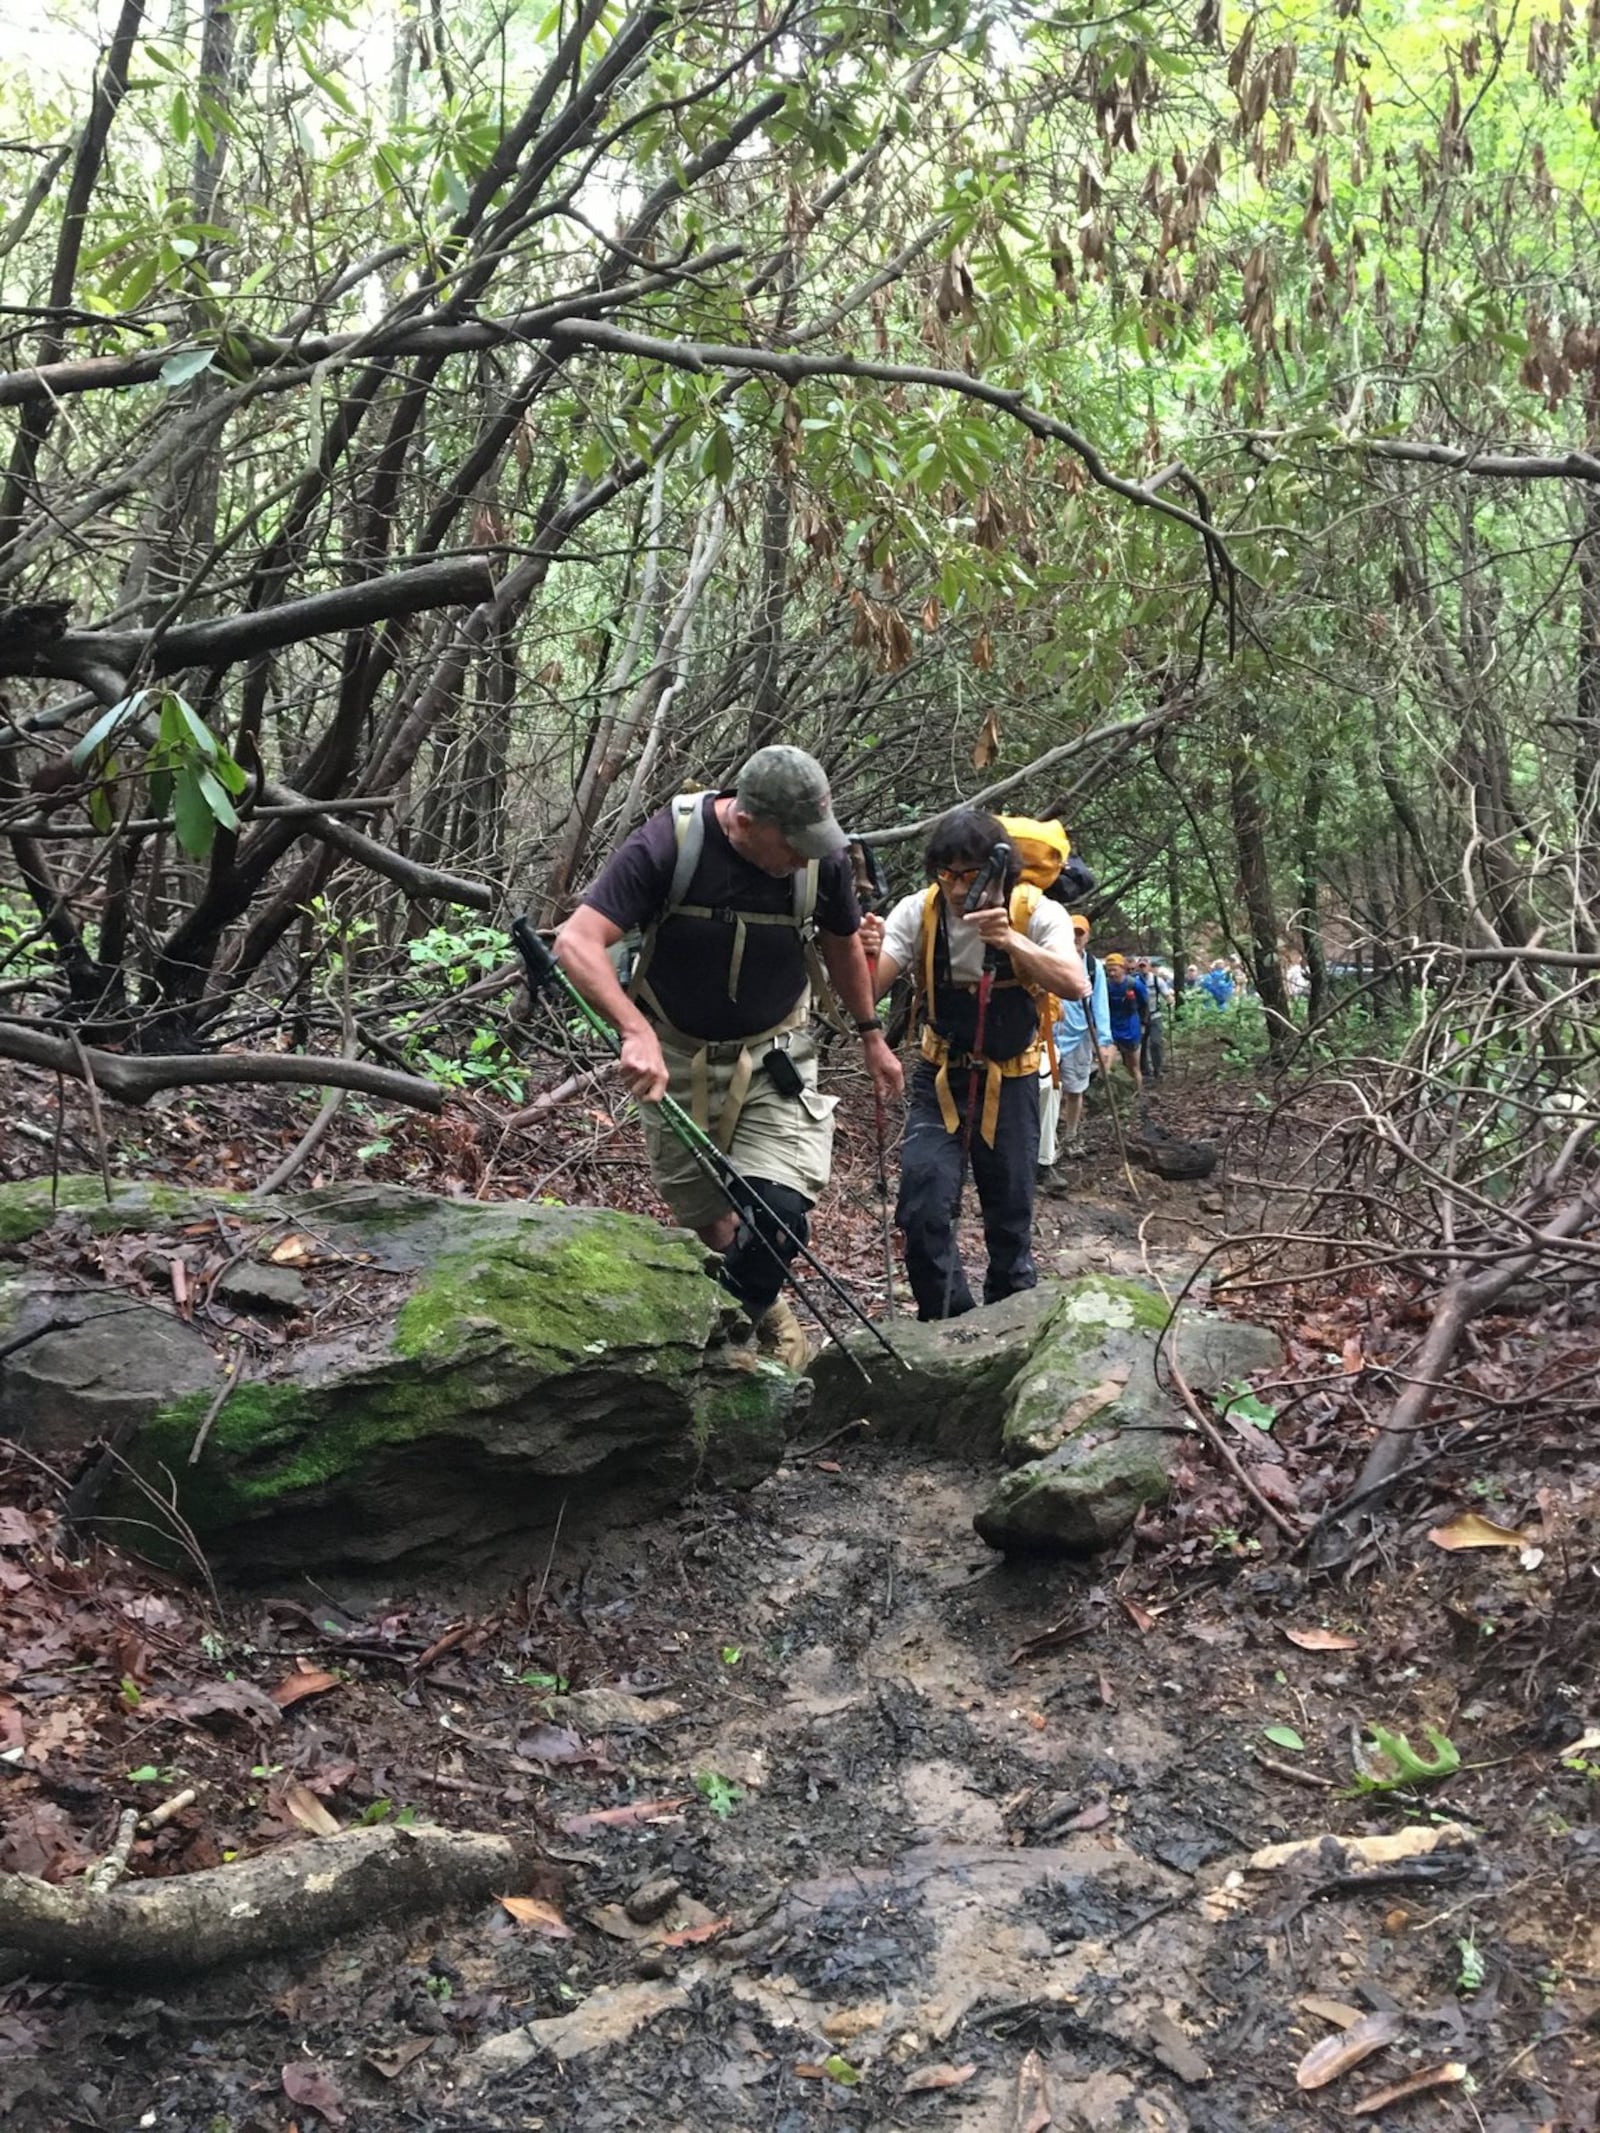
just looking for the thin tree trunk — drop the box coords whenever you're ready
[1228,748,1292,1063]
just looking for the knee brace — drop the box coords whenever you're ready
[718,1176,811,1318]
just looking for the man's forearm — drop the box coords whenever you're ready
[819,933,881,1024]
[553,928,653,1040]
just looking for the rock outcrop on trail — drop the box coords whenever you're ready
[0,1180,800,1575]
[809,1274,1283,1556]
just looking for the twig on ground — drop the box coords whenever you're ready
[1164,1350,1303,1543]
[188,1350,244,1466]
[84,1808,138,1894]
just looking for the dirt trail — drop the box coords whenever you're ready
[2,1173,1594,2132]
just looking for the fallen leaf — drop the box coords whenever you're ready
[1059,1370,1131,1433]
[1350,2060,1467,2113]
[281,2060,347,2125]
[517,1723,594,1766]
[0,1507,36,1548]
[1559,1728,1600,1761]
[658,1915,731,1948]
[170,1256,190,1314]
[1341,1332,1363,1374]
[1427,1511,1528,1551]
[365,2038,434,2079]
[270,1667,341,1709]
[1297,1996,1363,2029]
[816,1459,842,1473]
[1262,1724,1305,1751]
[498,1895,572,1937]
[558,1796,688,1836]
[0,1697,23,1754]
[903,2062,977,2095]
[270,1233,312,1265]
[177,1679,281,1730]
[1065,1799,1110,1830]
[1284,1627,1360,1651]
[282,1784,340,1838]
[1123,1599,1156,1633]
[1295,2010,1401,2090]
[1016,2046,1052,2132]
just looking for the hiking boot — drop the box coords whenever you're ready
[1064,1135,1090,1161]
[755,1296,810,1371]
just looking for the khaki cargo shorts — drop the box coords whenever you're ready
[642,1023,837,1229]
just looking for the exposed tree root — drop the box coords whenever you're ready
[0,1824,546,1984]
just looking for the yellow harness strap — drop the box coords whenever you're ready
[657,997,808,1152]
[919,1024,1042,1144]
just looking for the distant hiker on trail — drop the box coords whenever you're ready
[555,746,903,1368]
[1038,912,1112,1173]
[1103,953,1148,1092]
[858,808,1087,1321]
[1197,958,1235,1009]
[1136,956,1165,1082]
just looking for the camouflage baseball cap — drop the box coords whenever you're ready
[734,745,847,860]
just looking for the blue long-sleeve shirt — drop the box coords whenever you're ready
[1055,955,1110,1050]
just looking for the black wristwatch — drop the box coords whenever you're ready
[855,1019,882,1036]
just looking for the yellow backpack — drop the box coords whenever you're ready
[999,815,1071,894]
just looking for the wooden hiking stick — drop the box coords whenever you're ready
[1097,1051,1143,1201]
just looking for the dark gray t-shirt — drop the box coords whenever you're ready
[582,793,860,1040]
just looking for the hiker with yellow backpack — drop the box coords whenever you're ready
[860,808,1088,1321]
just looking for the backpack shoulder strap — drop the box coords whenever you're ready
[630,793,706,1002]
[665,792,707,914]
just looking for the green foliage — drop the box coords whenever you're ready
[693,1768,743,1819]
[1348,1723,1462,1796]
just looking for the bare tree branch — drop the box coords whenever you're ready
[0,1023,443,1111]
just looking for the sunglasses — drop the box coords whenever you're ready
[937,866,981,889]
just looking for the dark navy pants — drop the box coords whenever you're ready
[896,1059,1040,1320]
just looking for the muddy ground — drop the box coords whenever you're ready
[1,1049,1597,2131]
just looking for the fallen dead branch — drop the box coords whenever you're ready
[0,1823,546,1983]
[0,1022,443,1111]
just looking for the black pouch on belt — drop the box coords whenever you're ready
[763,1046,805,1099]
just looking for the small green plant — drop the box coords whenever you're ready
[424,1973,454,2002]
[1209,1526,1262,1557]
[126,1764,179,1784]
[694,1769,743,1819]
[518,1669,568,1692]
[1262,1724,1306,1752]
[1348,1723,1461,1795]
[118,1675,142,1709]
[720,1645,743,1666]
[198,1628,227,1662]
[1456,1935,1486,1992]
[1215,1380,1278,1431]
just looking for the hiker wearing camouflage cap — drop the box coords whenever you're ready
[555,746,902,1366]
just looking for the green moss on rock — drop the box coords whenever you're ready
[396,1214,719,1369]
[0,1176,252,1247]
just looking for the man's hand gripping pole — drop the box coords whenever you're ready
[512,920,906,1380]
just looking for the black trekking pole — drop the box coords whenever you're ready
[512,920,905,1380]
[939,842,1010,1321]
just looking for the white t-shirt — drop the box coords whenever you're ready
[879,886,1077,987]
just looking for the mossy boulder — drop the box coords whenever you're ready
[0,1181,798,1576]
[804,1286,1059,1456]
[975,1277,1284,1556]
